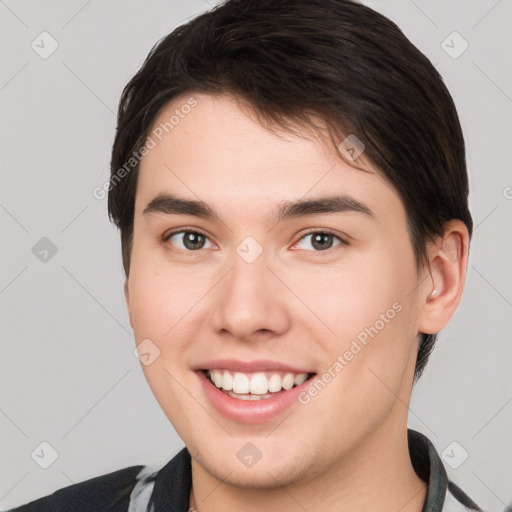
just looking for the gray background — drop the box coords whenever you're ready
[0,0,511,510]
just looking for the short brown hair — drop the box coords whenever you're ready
[108,0,473,379]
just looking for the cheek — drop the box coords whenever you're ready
[290,246,417,341]
[127,252,202,434]
[127,237,192,336]
[300,240,420,388]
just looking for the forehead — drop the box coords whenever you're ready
[135,93,402,222]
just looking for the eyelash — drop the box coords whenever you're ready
[292,228,348,253]
[162,227,348,255]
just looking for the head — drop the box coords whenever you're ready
[109,0,472,488]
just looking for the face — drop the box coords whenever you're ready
[126,92,428,488]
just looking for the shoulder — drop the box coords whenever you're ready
[7,465,146,512]
[7,448,191,512]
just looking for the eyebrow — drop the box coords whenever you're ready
[143,193,374,223]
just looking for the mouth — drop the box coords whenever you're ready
[201,368,317,401]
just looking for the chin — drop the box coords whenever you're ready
[189,435,321,489]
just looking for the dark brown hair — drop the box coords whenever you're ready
[108,0,473,380]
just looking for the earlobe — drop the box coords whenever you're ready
[418,220,470,335]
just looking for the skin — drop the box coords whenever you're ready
[125,92,469,512]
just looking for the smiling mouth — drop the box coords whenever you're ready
[201,369,316,401]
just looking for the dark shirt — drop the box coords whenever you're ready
[8,430,484,512]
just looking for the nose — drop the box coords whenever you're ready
[210,249,291,342]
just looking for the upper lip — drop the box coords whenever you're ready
[193,359,315,374]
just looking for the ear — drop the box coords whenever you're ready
[417,220,470,335]
[124,280,133,329]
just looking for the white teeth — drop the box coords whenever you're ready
[222,371,233,391]
[268,374,282,393]
[249,373,268,395]
[282,373,295,390]
[206,369,310,395]
[232,372,250,394]
[294,373,308,386]
[211,369,223,388]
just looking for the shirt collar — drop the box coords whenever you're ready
[408,429,448,512]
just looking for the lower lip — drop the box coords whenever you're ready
[196,370,313,424]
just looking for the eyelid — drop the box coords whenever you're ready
[163,226,212,242]
[162,227,349,253]
[163,227,218,253]
[291,228,349,249]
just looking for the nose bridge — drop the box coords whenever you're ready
[210,240,289,339]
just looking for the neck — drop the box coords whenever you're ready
[189,422,427,512]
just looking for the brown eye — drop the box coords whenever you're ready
[311,233,335,250]
[166,231,214,251]
[295,231,344,252]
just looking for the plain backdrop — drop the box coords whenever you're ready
[1,0,511,510]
